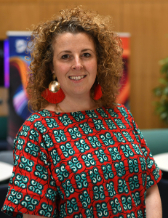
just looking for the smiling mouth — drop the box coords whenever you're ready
[69,75,86,81]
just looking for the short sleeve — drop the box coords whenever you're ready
[1,119,58,218]
[127,108,162,190]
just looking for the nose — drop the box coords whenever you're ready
[71,56,83,70]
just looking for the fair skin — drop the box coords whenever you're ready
[146,184,162,217]
[24,33,162,218]
[23,184,162,218]
[46,32,98,113]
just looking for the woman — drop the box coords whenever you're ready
[2,6,162,218]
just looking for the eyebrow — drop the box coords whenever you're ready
[58,48,94,55]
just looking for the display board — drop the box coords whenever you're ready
[5,31,31,145]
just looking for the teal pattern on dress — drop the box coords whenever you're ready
[88,167,102,184]
[118,179,129,194]
[45,118,59,128]
[82,153,96,167]
[94,148,108,163]
[45,188,57,201]
[60,142,75,157]
[75,172,88,189]
[8,190,23,205]
[121,144,134,158]
[67,198,79,214]
[106,181,116,197]
[38,203,53,217]
[128,176,140,191]
[108,147,121,160]
[59,114,73,126]
[68,157,82,173]
[87,136,102,148]
[79,190,91,209]
[34,121,47,134]
[19,157,34,172]
[50,149,61,166]
[28,179,43,195]
[75,139,90,153]
[110,198,122,215]
[105,119,117,129]
[100,132,114,146]
[121,195,132,211]
[79,122,93,134]
[96,202,109,217]
[62,179,75,197]
[25,141,39,157]
[71,111,85,122]
[55,164,69,181]
[2,105,161,218]
[93,119,106,131]
[34,164,48,180]
[14,174,29,189]
[101,164,114,180]
[93,185,105,200]
[68,127,82,139]
[20,195,39,211]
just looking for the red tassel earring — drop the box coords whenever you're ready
[93,82,102,100]
[41,74,65,104]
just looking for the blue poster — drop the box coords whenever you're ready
[6,31,32,144]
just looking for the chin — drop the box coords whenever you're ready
[72,90,90,97]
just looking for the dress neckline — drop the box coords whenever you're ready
[39,107,105,116]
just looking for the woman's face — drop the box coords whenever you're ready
[51,32,97,99]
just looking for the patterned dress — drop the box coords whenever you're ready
[2,104,161,218]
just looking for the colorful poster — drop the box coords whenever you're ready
[117,33,130,108]
[6,31,31,145]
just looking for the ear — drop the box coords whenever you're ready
[50,63,55,74]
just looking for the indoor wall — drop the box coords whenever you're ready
[0,0,168,129]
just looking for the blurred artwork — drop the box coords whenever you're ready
[5,31,31,145]
[10,57,29,119]
[117,33,130,108]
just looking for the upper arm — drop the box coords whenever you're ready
[146,183,160,198]
[146,184,162,218]
[2,115,58,217]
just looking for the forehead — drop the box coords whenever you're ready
[52,32,96,52]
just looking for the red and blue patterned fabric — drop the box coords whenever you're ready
[2,105,161,218]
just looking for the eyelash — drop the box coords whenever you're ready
[61,53,91,60]
[82,53,90,57]
[61,54,69,59]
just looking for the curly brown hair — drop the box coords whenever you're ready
[27,6,123,111]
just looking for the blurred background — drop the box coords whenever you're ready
[0,0,168,147]
[0,1,168,217]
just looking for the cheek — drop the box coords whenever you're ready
[89,60,97,75]
[54,63,69,76]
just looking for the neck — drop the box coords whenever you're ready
[57,95,98,112]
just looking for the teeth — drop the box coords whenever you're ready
[69,75,85,80]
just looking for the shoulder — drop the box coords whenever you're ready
[14,110,55,146]
[104,104,135,129]
[26,109,53,122]
[107,104,133,118]
[17,109,54,134]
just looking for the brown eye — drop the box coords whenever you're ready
[61,54,69,59]
[83,53,91,57]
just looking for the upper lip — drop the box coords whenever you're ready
[68,75,86,77]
